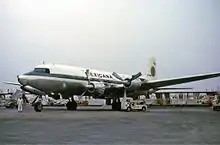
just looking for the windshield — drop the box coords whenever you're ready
[34,68,50,74]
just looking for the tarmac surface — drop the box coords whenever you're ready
[0,106,220,145]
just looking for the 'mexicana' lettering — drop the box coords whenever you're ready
[89,72,112,79]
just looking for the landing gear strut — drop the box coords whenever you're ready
[33,95,43,112]
[111,88,128,111]
[112,98,121,111]
[66,96,77,110]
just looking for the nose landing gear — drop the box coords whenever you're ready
[34,101,43,112]
[33,95,43,112]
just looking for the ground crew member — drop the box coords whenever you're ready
[17,96,23,112]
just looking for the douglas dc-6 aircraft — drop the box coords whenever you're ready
[4,57,220,112]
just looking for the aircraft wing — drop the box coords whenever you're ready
[143,72,220,89]
[103,72,220,97]
[157,87,193,90]
[3,81,21,86]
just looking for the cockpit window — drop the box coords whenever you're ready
[34,68,50,73]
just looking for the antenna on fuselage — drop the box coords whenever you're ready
[42,61,45,64]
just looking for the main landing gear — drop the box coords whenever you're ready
[66,96,77,110]
[111,88,129,111]
[112,98,121,111]
[111,88,128,111]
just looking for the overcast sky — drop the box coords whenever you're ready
[0,0,220,91]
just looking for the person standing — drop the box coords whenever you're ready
[17,96,23,112]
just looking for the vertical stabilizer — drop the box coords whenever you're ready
[146,57,157,80]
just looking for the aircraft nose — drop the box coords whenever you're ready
[17,75,27,85]
[17,75,21,83]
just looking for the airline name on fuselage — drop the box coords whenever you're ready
[89,72,113,79]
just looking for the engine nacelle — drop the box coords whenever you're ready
[124,79,142,90]
[21,85,45,96]
[87,81,105,96]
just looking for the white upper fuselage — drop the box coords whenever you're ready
[34,63,142,82]
[17,63,145,97]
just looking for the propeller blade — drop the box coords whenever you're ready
[85,69,91,84]
[112,72,124,81]
[131,72,142,81]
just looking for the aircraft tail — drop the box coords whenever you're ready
[146,57,157,80]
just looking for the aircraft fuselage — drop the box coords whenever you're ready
[17,64,142,98]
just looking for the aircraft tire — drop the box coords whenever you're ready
[34,102,43,112]
[72,101,77,110]
[111,102,116,110]
[117,102,121,111]
[111,102,121,111]
[66,101,77,110]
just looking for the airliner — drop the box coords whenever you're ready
[4,58,220,112]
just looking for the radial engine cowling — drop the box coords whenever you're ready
[87,81,105,96]
[124,79,142,90]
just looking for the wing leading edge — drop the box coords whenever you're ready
[143,72,220,89]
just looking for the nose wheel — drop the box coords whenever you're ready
[33,95,43,112]
[34,101,43,112]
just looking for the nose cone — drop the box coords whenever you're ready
[17,75,20,81]
[17,75,26,85]
[17,75,21,84]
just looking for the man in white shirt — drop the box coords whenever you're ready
[17,96,23,112]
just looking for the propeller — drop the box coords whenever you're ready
[85,69,91,84]
[112,72,142,99]
[112,72,123,81]
[112,72,142,85]
[131,72,142,81]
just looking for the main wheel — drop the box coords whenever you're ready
[111,101,117,110]
[116,102,121,111]
[111,101,121,111]
[66,101,77,110]
[34,102,43,112]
